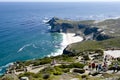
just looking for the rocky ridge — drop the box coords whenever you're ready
[47,17,120,54]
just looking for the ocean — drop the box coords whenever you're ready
[0,2,120,74]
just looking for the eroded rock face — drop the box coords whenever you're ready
[48,17,119,41]
[48,17,120,55]
[47,17,74,33]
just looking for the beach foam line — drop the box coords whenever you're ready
[0,62,14,75]
[48,33,83,57]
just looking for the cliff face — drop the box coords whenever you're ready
[48,17,120,55]
[47,17,74,33]
[47,17,118,41]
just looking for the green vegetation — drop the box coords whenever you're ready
[83,55,90,60]
[65,37,120,54]
[59,63,85,69]
[73,69,85,74]
[16,62,85,80]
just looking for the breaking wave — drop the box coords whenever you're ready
[17,43,32,53]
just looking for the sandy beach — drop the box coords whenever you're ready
[61,33,83,46]
[48,33,83,57]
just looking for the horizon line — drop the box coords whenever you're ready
[1,1,120,2]
[1,0,120,2]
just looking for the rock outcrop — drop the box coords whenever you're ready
[47,17,120,55]
[47,17,120,41]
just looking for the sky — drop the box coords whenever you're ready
[1,0,120,2]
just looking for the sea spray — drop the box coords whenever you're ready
[0,62,14,75]
[47,33,83,57]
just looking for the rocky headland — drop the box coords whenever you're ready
[47,17,120,55]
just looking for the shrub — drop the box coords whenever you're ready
[19,72,35,78]
[81,75,87,78]
[59,63,85,69]
[39,58,52,65]
[43,74,50,79]
[33,58,52,66]
[32,73,42,78]
[91,72,99,76]
[53,71,62,75]
[83,55,90,60]
[95,49,103,54]
[70,63,85,68]
[33,61,40,66]
[54,66,62,71]
[63,68,70,73]
[73,69,85,74]
[59,64,71,68]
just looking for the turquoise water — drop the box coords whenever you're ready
[1,2,120,74]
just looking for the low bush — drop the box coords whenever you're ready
[53,71,62,75]
[81,75,87,78]
[62,68,70,73]
[70,63,85,68]
[43,74,50,79]
[91,72,99,76]
[33,58,52,66]
[19,72,35,78]
[73,69,85,74]
[83,55,90,60]
[59,63,85,69]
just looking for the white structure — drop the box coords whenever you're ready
[104,50,120,58]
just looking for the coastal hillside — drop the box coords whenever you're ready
[63,37,120,55]
[1,37,120,80]
[48,17,120,40]
[47,17,120,55]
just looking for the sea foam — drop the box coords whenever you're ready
[17,43,32,53]
[0,62,13,75]
[47,33,83,57]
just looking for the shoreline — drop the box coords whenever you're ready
[0,33,83,75]
[48,33,83,57]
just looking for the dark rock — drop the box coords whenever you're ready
[47,17,117,41]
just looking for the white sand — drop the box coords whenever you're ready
[61,33,83,46]
[48,33,83,57]
[104,50,120,58]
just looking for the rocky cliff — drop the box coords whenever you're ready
[47,17,120,54]
[47,17,120,41]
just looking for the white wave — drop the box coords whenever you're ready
[48,26,51,29]
[17,43,32,53]
[47,33,83,57]
[0,62,13,70]
[42,17,50,23]
[55,45,60,48]
[32,44,38,48]
[42,19,49,23]
[0,69,2,72]
[0,62,14,75]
